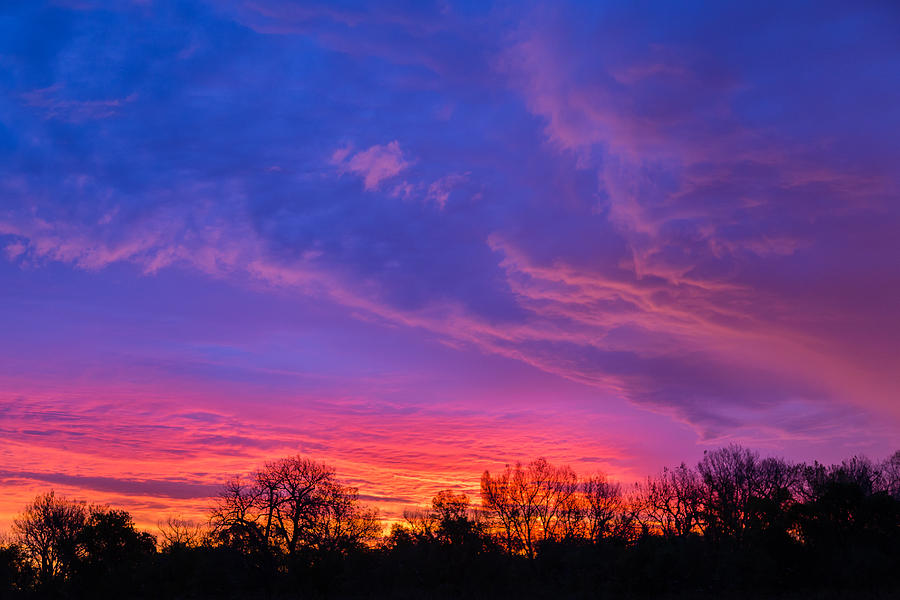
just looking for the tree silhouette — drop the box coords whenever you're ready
[12,491,86,585]
[481,458,584,558]
[696,445,799,544]
[884,450,900,500]
[209,455,379,561]
[0,536,31,595]
[581,474,623,541]
[209,475,268,555]
[157,515,205,551]
[431,490,483,546]
[74,505,156,594]
[1,446,898,599]
[390,490,487,549]
[638,463,704,538]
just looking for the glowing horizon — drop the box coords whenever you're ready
[1,1,899,533]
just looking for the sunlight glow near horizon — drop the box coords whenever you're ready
[1,1,899,532]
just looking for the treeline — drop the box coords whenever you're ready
[1,445,898,599]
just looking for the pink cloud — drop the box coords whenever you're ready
[426,173,468,209]
[21,84,137,122]
[333,141,411,190]
[0,384,643,532]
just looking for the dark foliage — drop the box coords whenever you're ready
[1,446,897,599]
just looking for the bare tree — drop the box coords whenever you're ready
[480,457,580,558]
[582,474,628,541]
[640,463,704,538]
[299,480,381,554]
[697,445,799,542]
[209,455,380,558]
[556,478,587,541]
[882,450,900,500]
[157,516,205,551]
[263,456,335,556]
[12,491,87,584]
[209,475,267,553]
[482,461,542,558]
[399,507,439,543]
[533,460,579,542]
[697,445,758,540]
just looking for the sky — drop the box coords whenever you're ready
[1,0,899,531]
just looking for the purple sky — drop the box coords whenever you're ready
[1,0,898,528]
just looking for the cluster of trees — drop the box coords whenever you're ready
[1,446,898,598]
[478,458,631,557]
[1,492,156,596]
[469,446,900,552]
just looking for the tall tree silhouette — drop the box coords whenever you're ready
[210,455,379,560]
[12,491,86,585]
[638,463,704,538]
[582,474,631,541]
[697,445,799,543]
[481,457,578,558]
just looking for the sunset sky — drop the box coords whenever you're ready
[2,1,899,531]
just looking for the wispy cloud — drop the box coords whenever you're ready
[332,141,412,190]
[21,84,137,122]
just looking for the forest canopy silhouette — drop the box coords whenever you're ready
[2,445,898,599]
